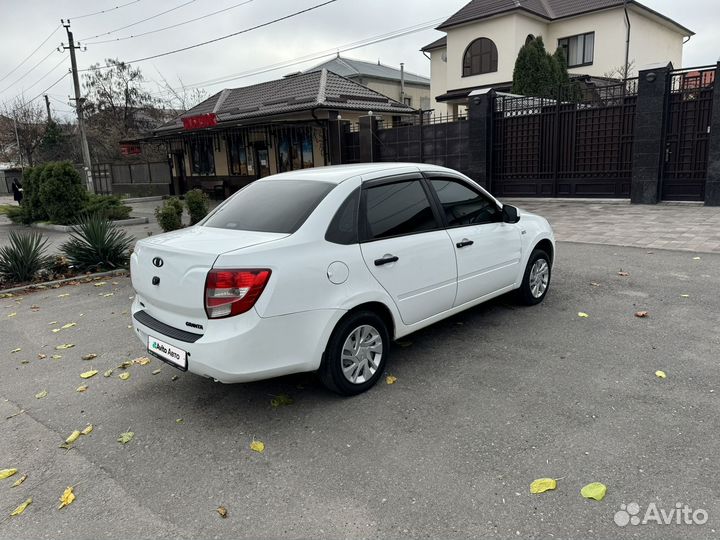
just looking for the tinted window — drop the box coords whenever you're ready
[431,179,501,226]
[364,180,439,240]
[325,188,359,245]
[203,180,334,234]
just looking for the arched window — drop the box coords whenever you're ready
[462,38,498,77]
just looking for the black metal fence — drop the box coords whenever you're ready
[661,67,716,201]
[92,161,171,195]
[492,80,638,197]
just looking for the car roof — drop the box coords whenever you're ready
[263,163,464,184]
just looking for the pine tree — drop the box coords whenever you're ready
[512,37,573,99]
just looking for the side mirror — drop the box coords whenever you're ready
[501,204,520,224]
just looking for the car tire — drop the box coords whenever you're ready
[319,310,390,396]
[517,249,552,306]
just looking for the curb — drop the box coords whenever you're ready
[31,217,149,232]
[123,196,166,203]
[0,269,129,296]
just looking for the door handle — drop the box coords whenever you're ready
[456,239,474,248]
[374,255,399,266]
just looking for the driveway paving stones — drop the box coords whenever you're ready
[1,242,719,538]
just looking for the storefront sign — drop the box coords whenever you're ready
[120,144,142,156]
[182,113,218,130]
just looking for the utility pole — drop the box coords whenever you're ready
[60,19,94,193]
[44,95,52,122]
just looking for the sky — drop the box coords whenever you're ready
[0,0,717,122]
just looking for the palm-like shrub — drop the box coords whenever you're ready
[0,231,52,283]
[61,214,133,271]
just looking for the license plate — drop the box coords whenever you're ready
[147,336,188,371]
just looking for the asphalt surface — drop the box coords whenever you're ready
[0,242,719,539]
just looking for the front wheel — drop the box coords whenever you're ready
[517,249,551,305]
[319,311,389,396]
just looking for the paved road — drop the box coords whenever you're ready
[1,242,718,538]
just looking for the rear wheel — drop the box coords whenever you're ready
[319,311,389,396]
[517,249,551,305]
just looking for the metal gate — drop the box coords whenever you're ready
[91,164,112,195]
[492,81,637,198]
[660,67,715,201]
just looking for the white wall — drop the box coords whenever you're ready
[364,79,431,110]
[429,48,448,115]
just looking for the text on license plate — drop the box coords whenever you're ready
[147,336,188,370]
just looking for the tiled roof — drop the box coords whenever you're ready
[303,56,430,85]
[437,0,692,34]
[156,69,415,132]
[421,36,447,51]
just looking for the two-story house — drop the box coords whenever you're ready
[422,0,693,116]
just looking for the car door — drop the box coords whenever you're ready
[359,174,458,326]
[426,175,522,307]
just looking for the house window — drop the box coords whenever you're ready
[403,96,412,107]
[189,138,215,175]
[462,38,498,77]
[277,130,314,173]
[227,134,254,176]
[558,32,595,68]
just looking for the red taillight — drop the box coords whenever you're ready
[204,269,271,319]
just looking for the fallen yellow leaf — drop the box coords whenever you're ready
[270,394,294,407]
[217,506,228,518]
[35,390,48,399]
[93,282,107,287]
[48,321,58,325]
[51,355,62,360]
[11,474,27,487]
[81,424,93,435]
[57,293,70,298]
[103,369,113,377]
[578,312,589,318]
[55,344,75,350]
[655,370,667,379]
[80,370,98,379]
[618,271,630,277]
[634,311,649,318]
[60,322,76,329]
[0,469,18,480]
[530,478,557,494]
[680,294,690,298]
[76,385,89,393]
[7,312,16,318]
[580,482,607,501]
[117,361,132,369]
[10,497,32,516]
[119,372,130,380]
[132,357,151,366]
[51,329,61,333]
[693,257,701,261]
[152,368,161,375]
[10,348,21,354]
[81,353,97,361]
[118,431,134,444]
[58,486,75,509]
[65,431,81,444]
[250,439,265,453]
[386,375,398,385]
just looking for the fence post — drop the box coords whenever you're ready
[704,62,720,206]
[358,114,379,163]
[327,111,344,165]
[467,89,495,189]
[631,62,673,204]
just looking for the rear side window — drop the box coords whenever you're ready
[325,188,360,245]
[203,180,334,233]
[363,180,439,241]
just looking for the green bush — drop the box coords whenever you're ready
[5,205,32,224]
[23,166,48,222]
[185,189,210,225]
[0,230,52,283]
[38,162,88,225]
[61,214,133,271]
[155,197,184,232]
[83,194,132,221]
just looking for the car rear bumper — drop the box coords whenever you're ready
[131,298,344,383]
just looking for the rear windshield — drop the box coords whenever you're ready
[202,180,335,233]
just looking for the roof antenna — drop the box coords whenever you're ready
[378,58,381,66]
[336,51,340,58]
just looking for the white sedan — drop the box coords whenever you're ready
[130,163,555,395]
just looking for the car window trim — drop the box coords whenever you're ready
[422,172,503,229]
[359,173,445,243]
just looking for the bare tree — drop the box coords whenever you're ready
[155,72,207,113]
[603,60,636,80]
[0,96,48,166]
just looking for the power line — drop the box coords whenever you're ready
[22,55,68,94]
[80,0,197,41]
[70,0,143,20]
[28,72,70,104]
[79,0,341,72]
[0,49,59,94]
[86,0,255,45]
[154,17,443,96]
[0,25,61,84]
